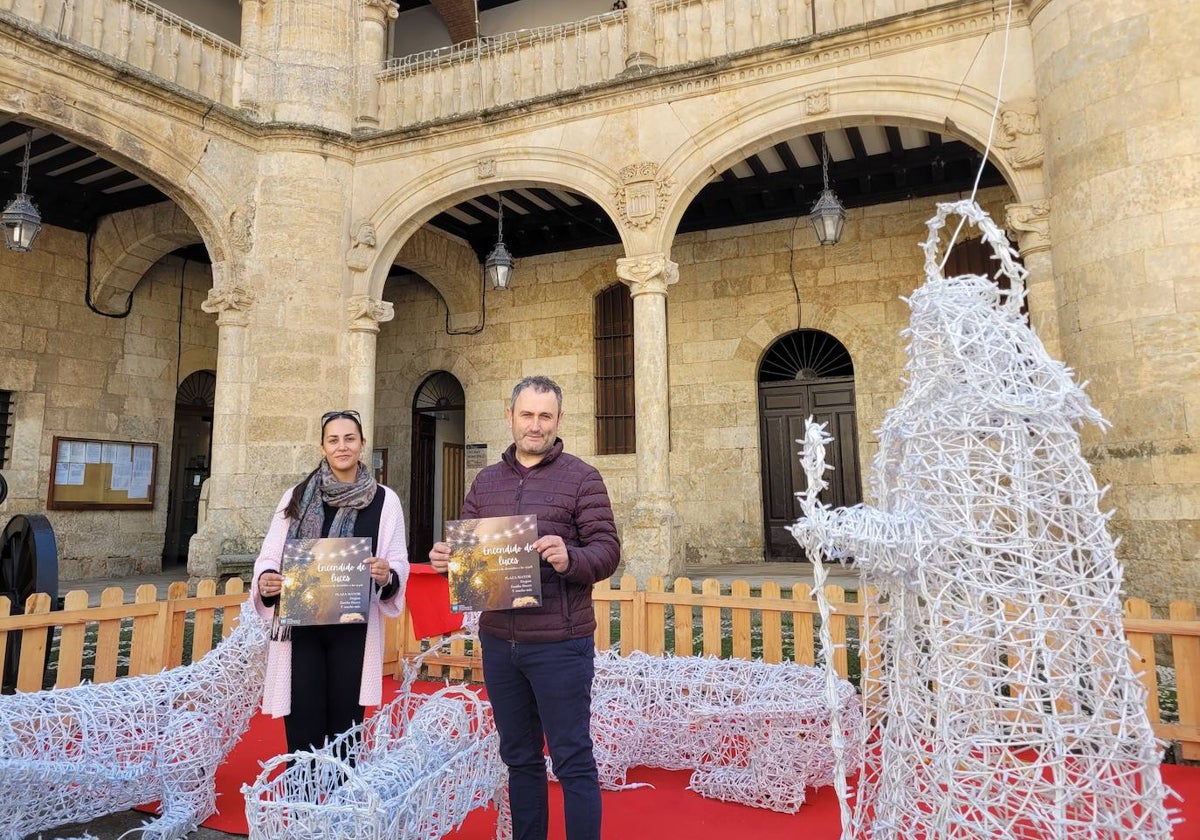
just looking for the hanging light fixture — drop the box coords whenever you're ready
[2,129,42,253]
[484,194,515,291]
[809,133,845,247]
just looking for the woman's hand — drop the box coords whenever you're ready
[370,556,392,586]
[258,570,283,598]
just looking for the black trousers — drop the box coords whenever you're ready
[284,622,369,755]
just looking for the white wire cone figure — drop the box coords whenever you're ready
[790,199,1177,840]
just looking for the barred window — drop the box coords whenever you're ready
[0,390,11,469]
[945,236,1028,318]
[594,284,635,455]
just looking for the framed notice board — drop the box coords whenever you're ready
[47,436,158,510]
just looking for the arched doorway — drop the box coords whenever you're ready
[163,370,214,565]
[409,372,466,563]
[758,330,861,560]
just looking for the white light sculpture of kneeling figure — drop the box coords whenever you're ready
[791,199,1176,840]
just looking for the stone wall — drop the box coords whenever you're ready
[0,226,216,579]
[1031,0,1200,607]
[377,187,1016,566]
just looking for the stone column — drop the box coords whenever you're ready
[621,0,658,72]
[1029,0,1200,609]
[253,0,358,131]
[236,0,263,115]
[616,253,683,581]
[1005,200,1060,359]
[356,0,399,129]
[346,294,395,445]
[189,269,256,582]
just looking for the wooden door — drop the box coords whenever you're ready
[162,408,211,565]
[408,413,437,562]
[758,377,859,559]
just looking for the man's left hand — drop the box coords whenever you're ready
[533,535,570,573]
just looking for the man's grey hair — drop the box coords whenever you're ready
[510,375,563,413]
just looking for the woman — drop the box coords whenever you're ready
[250,409,408,754]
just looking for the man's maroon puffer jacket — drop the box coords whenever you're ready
[463,439,621,644]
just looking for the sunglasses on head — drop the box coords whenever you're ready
[321,410,361,425]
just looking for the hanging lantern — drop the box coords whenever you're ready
[810,134,845,247]
[2,130,42,253]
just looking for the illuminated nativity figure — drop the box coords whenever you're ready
[790,200,1175,840]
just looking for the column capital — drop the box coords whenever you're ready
[616,254,679,297]
[348,294,395,333]
[201,283,255,326]
[1005,200,1051,256]
[362,0,399,22]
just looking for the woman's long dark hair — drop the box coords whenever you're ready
[284,412,366,520]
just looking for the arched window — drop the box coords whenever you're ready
[594,283,635,455]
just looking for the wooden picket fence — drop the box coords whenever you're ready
[2,575,1198,758]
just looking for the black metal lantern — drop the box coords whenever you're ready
[810,135,845,247]
[484,197,514,290]
[2,131,42,253]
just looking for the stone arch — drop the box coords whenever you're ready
[89,202,203,311]
[0,58,237,277]
[392,227,484,319]
[655,75,1039,255]
[362,149,629,303]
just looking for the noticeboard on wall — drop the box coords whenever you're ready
[47,436,158,510]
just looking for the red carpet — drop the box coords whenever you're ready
[161,676,1200,838]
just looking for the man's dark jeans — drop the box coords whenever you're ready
[480,632,600,840]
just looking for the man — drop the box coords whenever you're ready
[430,375,620,840]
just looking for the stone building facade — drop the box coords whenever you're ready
[0,0,1194,609]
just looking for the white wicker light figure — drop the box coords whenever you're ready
[0,602,269,840]
[243,637,509,840]
[790,199,1176,839]
[587,649,863,813]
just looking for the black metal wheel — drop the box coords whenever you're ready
[1,514,58,693]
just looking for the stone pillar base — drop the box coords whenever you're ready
[186,528,221,582]
[621,497,685,582]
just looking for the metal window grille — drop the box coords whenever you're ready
[0,390,12,469]
[594,284,635,455]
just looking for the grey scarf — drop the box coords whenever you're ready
[288,459,378,541]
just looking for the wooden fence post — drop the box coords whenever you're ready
[645,576,665,656]
[1172,600,1200,760]
[673,577,694,657]
[701,578,722,657]
[620,574,644,655]
[791,582,814,666]
[761,581,783,664]
[16,593,52,692]
[55,590,90,688]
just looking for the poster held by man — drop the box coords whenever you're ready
[446,514,542,612]
[278,536,374,626]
